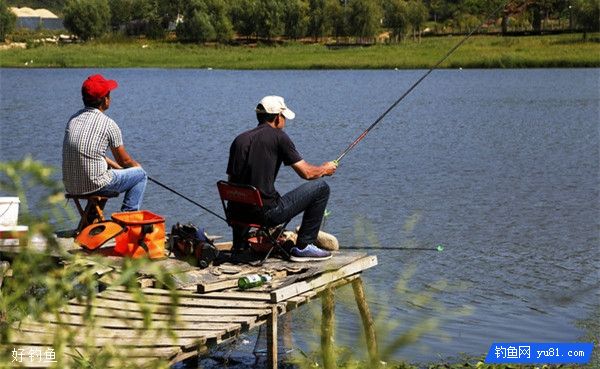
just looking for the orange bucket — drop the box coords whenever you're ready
[111,210,166,259]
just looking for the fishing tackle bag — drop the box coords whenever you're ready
[168,222,219,268]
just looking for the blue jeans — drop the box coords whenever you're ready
[263,180,330,246]
[101,167,147,211]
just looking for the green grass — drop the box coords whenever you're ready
[1,33,599,69]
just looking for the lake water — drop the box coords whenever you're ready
[1,68,598,366]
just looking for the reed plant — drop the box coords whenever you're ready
[0,157,180,369]
[0,34,598,69]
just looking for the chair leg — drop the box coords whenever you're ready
[94,197,108,222]
[257,224,291,265]
[83,200,99,228]
[258,245,276,266]
[72,199,87,232]
[75,198,108,233]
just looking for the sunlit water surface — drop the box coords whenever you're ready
[1,68,598,366]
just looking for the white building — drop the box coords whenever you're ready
[10,7,64,30]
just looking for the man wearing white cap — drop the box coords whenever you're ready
[227,96,337,261]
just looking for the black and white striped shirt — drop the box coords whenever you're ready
[62,108,123,194]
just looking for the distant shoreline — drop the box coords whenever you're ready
[1,33,598,69]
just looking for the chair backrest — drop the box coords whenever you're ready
[217,181,264,227]
[217,180,263,207]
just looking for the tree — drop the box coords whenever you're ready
[308,0,327,41]
[283,0,308,39]
[109,0,167,38]
[573,0,600,39]
[157,0,185,27]
[176,0,232,42]
[142,0,167,39]
[428,0,456,23]
[108,0,134,30]
[383,0,409,43]
[347,0,382,43]
[254,0,284,40]
[229,0,258,40]
[63,0,110,41]
[406,0,428,41]
[325,0,348,41]
[453,10,479,33]
[0,0,16,41]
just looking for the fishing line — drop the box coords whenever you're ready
[148,176,227,222]
[335,1,509,163]
[343,245,445,252]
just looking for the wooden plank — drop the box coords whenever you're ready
[268,252,368,289]
[97,290,274,309]
[197,278,240,293]
[68,299,271,316]
[199,290,272,301]
[2,344,181,358]
[168,347,207,366]
[5,250,378,369]
[194,252,366,293]
[15,322,229,340]
[270,255,377,302]
[214,241,232,251]
[59,304,257,324]
[32,313,242,332]
[286,274,360,309]
[104,286,197,295]
[2,345,182,368]
[11,323,218,355]
[7,330,205,348]
[286,295,307,306]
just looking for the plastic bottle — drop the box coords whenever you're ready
[238,274,272,290]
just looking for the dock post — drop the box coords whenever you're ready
[282,312,293,351]
[266,305,278,369]
[321,287,335,369]
[352,277,379,366]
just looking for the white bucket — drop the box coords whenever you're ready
[0,197,20,226]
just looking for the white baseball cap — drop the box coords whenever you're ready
[256,95,295,120]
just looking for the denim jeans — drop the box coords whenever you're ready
[101,167,147,211]
[263,180,330,246]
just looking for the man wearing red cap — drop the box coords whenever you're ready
[62,74,147,211]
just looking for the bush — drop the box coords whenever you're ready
[176,0,233,43]
[573,0,600,38]
[0,0,16,41]
[63,0,110,41]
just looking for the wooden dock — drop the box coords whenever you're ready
[1,239,378,368]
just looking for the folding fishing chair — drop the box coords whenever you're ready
[65,191,119,234]
[217,180,290,264]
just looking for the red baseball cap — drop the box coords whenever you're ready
[82,74,118,99]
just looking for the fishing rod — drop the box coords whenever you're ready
[335,1,509,164]
[148,176,227,222]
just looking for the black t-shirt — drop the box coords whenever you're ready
[227,123,302,207]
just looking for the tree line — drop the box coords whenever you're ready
[1,0,599,43]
